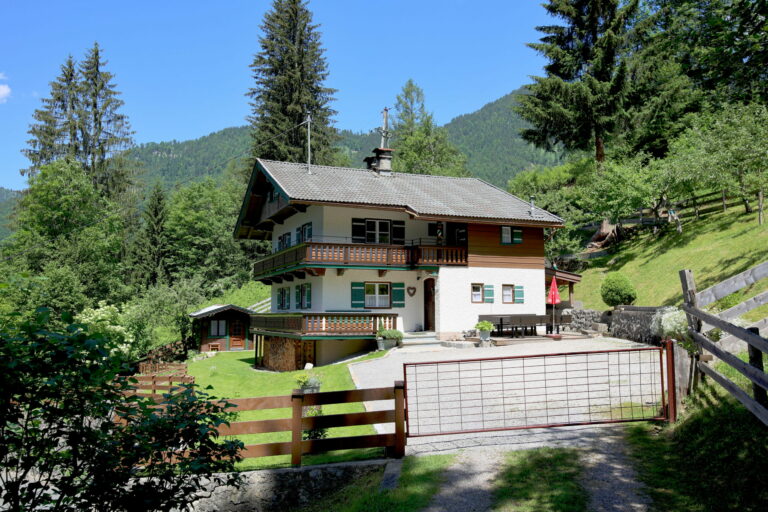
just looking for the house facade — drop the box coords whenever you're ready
[234,148,565,371]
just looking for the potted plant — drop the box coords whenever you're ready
[475,321,494,342]
[296,371,322,394]
[377,328,403,350]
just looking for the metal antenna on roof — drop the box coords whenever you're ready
[306,113,313,174]
[378,107,391,148]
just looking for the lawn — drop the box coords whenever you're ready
[491,448,587,512]
[295,453,457,512]
[575,207,768,310]
[187,349,389,470]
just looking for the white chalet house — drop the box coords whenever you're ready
[234,148,571,371]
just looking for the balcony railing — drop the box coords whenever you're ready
[252,313,397,336]
[254,241,468,277]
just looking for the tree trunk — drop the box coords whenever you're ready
[722,190,727,212]
[595,135,605,164]
[759,189,764,226]
[743,196,753,214]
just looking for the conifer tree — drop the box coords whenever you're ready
[517,0,639,163]
[131,183,169,288]
[23,43,134,197]
[247,0,337,165]
[392,80,468,177]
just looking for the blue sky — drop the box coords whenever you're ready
[0,0,552,190]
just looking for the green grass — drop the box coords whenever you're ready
[294,453,457,512]
[195,280,271,310]
[576,207,768,310]
[188,350,390,469]
[491,448,587,512]
[625,383,768,511]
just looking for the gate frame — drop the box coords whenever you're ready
[402,343,675,438]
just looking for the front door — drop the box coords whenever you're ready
[423,278,436,331]
[230,320,245,350]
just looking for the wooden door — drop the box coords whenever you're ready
[424,278,436,332]
[230,320,245,350]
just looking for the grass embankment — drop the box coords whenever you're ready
[576,207,768,310]
[626,355,768,511]
[491,448,587,512]
[295,454,456,512]
[188,350,388,470]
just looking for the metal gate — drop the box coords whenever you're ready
[403,345,674,437]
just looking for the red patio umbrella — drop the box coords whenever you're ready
[547,276,561,334]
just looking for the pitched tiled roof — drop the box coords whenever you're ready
[257,159,564,225]
[188,304,253,318]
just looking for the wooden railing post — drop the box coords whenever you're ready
[393,381,406,458]
[291,389,304,466]
[747,327,768,408]
[679,269,703,392]
[664,339,677,422]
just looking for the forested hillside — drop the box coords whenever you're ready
[444,89,563,186]
[0,187,19,240]
[127,126,251,188]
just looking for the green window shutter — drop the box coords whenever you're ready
[514,285,525,304]
[295,286,301,309]
[351,282,365,308]
[305,283,311,309]
[483,284,494,303]
[513,229,523,244]
[392,283,405,307]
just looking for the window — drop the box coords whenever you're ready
[501,226,523,245]
[295,223,313,244]
[502,284,514,303]
[295,283,312,309]
[209,319,226,337]
[471,283,483,303]
[366,219,391,244]
[277,287,291,310]
[277,232,292,251]
[365,282,390,308]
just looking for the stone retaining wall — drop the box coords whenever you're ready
[569,309,609,331]
[191,459,388,512]
[610,306,664,345]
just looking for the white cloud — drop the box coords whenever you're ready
[0,72,7,80]
[0,84,11,103]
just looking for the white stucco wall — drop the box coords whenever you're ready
[269,206,324,249]
[321,206,431,243]
[270,274,324,313]
[435,266,545,334]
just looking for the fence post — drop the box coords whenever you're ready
[291,389,304,466]
[393,381,406,458]
[747,327,768,408]
[679,269,703,392]
[664,339,677,422]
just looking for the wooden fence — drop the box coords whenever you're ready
[122,374,195,402]
[137,361,187,375]
[679,262,768,426]
[217,382,406,466]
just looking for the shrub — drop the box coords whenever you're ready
[377,328,404,342]
[296,371,322,390]
[475,320,495,332]
[600,272,637,307]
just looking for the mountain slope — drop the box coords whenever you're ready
[443,88,563,186]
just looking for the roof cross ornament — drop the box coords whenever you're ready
[378,107,391,148]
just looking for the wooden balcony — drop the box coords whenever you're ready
[253,242,467,278]
[252,313,398,336]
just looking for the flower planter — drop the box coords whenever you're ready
[479,330,492,342]
[377,338,397,351]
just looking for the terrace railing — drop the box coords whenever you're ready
[252,312,397,336]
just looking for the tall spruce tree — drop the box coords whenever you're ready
[517,0,639,163]
[130,183,169,288]
[23,43,134,197]
[247,0,337,165]
[391,80,468,177]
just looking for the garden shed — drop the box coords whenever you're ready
[189,304,253,352]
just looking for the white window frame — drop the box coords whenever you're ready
[502,284,514,304]
[471,283,483,303]
[364,282,390,308]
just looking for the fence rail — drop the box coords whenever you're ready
[252,312,398,336]
[680,267,768,426]
[137,362,187,375]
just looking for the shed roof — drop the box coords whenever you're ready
[188,304,254,319]
[255,159,564,225]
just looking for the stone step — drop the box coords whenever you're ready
[403,331,437,339]
[401,338,441,346]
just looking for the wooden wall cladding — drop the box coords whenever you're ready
[467,224,545,269]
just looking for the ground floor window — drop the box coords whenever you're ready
[502,284,514,303]
[209,319,226,337]
[471,283,483,303]
[365,282,390,308]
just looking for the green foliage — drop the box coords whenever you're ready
[589,159,655,224]
[475,321,495,332]
[0,308,242,511]
[129,182,170,288]
[377,328,404,342]
[0,187,19,240]
[247,0,338,165]
[75,300,136,356]
[518,0,639,162]
[600,272,637,307]
[391,80,468,177]
[23,44,135,198]
[491,448,587,512]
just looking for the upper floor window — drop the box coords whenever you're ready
[501,226,523,245]
[352,218,405,245]
[295,222,312,244]
[277,232,292,251]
